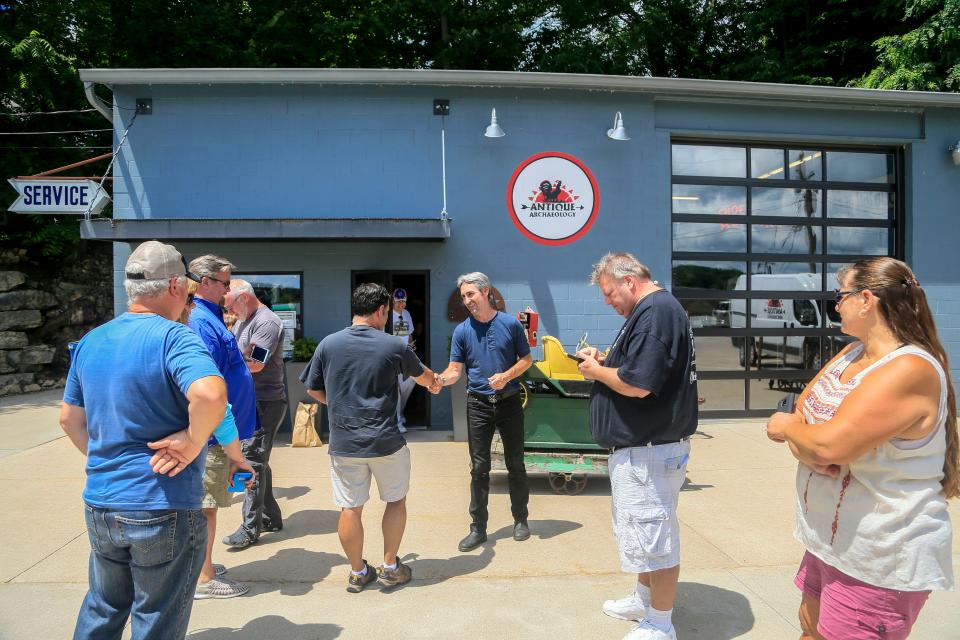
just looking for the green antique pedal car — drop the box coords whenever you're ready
[490,335,607,495]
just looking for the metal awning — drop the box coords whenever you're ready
[80,217,451,242]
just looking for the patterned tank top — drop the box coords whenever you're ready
[794,343,954,591]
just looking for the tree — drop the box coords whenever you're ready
[858,0,960,91]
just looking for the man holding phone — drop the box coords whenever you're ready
[222,279,288,550]
[578,252,698,640]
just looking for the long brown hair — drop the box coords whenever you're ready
[839,257,959,498]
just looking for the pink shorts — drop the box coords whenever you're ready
[794,551,930,640]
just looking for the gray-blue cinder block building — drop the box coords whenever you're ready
[78,69,960,428]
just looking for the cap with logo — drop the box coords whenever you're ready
[393,288,407,301]
[125,240,200,282]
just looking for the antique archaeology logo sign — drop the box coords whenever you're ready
[507,151,599,246]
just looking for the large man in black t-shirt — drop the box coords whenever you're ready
[577,252,698,640]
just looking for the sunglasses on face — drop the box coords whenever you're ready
[833,288,864,304]
[207,275,230,289]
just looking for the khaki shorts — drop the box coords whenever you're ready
[202,445,232,509]
[609,440,690,573]
[331,446,411,508]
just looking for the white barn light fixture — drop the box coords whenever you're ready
[484,108,505,138]
[607,111,630,141]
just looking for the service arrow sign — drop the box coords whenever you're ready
[7,178,109,215]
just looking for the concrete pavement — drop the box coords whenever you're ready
[1,389,958,639]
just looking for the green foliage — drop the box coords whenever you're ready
[292,337,318,362]
[672,264,743,290]
[858,0,960,91]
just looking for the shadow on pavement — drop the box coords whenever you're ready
[487,518,582,542]
[681,476,714,492]
[396,545,496,588]
[272,485,311,501]
[226,548,348,596]
[187,615,342,640]
[674,582,755,639]
[224,509,339,552]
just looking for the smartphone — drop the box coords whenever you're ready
[228,471,253,492]
[776,392,798,414]
[250,345,270,364]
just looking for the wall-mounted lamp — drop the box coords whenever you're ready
[484,108,505,138]
[607,111,630,141]
[949,140,960,166]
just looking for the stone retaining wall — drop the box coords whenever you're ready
[0,243,113,396]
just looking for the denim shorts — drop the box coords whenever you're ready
[795,551,930,640]
[330,445,411,508]
[609,440,690,573]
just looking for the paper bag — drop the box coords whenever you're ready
[292,402,321,447]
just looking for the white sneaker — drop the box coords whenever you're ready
[397,423,407,433]
[602,591,646,621]
[623,620,677,640]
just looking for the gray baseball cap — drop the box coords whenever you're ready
[125,240,200,282]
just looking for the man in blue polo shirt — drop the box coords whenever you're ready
[61,240,226,640]
[436,272,533,552]
[187,254,259,599]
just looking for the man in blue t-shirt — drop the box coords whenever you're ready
[304,283,439,592]
[577,252,698,640]
[61,241,226,640]
[187,254,258,599]
[436,272,533,552]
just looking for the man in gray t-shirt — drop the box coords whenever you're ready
[221,279,288,549]
[305,283,439,592]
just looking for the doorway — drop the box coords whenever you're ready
[351,270,431,428]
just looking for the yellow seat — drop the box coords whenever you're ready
[538,335,584,381]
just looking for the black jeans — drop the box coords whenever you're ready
[466,393,529,531]
[239,398,287,540]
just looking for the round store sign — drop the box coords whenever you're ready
[507,151,600,246]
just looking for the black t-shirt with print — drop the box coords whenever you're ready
[589,290,698,448]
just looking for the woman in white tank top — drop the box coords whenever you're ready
[766,257,957,640]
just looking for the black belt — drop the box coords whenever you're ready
[609,436,690,453]
[468,389,521,404]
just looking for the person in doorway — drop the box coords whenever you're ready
[577,252,698,640]
[766,257,956,640]
[221,279,288,550]
[434,272,533,552]
[391,287,416,433]
[304,283,440,592]
[187,255,259,599]
[61,240,225,639]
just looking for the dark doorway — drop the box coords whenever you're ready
[351,270,431,428]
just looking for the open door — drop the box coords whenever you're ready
[351,270,431,428]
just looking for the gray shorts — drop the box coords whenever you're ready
[609,440,690,573]
[330,446,411,508]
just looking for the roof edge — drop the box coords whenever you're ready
[77,68,960,108]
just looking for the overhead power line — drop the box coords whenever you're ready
[0,128,112,136]
[0,108,98,117]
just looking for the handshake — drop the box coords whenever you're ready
[426,372,447,395]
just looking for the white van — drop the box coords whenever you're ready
[729,273,847,369]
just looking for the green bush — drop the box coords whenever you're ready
[291,337,318,362]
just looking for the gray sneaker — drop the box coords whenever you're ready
[194,576,249,599]
[346,561,378,593]
[377,558,412,588]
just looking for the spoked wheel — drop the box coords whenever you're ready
[548,472,589,495]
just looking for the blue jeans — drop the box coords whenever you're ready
[73,504,207,640]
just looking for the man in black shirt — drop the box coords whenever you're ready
[577,252,698,640]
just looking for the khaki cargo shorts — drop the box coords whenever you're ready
[202,445,232,509]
